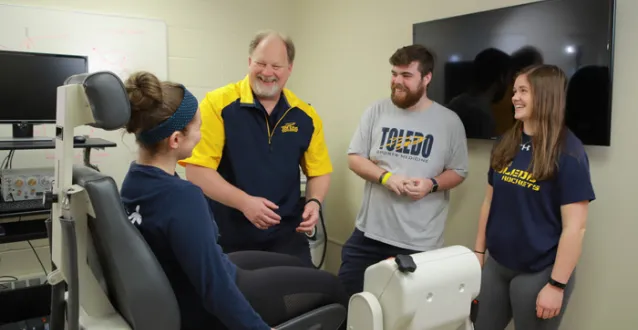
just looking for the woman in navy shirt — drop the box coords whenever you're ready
[119,71,348,330]
[473,64,595,330]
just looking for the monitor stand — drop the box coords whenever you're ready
[0,123,53,142]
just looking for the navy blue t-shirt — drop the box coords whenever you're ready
[120,162,269,330]
[486,130,595,272]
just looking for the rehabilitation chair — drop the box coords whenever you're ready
[46,70,346,330]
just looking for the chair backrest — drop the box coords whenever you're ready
[72,164,180,330]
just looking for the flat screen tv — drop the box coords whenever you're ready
[413,0,616,146]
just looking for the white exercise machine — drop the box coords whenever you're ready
[346,246,481,330]
[46,71,481,330]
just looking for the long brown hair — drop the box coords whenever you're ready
[490,64,567,181]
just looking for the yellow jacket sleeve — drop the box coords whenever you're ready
[178,92,225,170]
[301,106,333,177]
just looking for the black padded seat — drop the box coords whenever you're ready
[73,164,181,330]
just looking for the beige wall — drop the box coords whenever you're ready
[289,0,637,329]
[0,0,635,329]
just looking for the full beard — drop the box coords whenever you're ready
[252,74,281,98]
[391,84,425,109]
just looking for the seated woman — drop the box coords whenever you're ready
[119,71,348,330]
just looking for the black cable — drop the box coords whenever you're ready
[0,276,18,290]
[0,248,39,289]
[5,150,14,169]
[8,150,15,168]
[0,150,11,169]
[0,275,18,281]
[304,198,328,270]
[314,209,327,270]
[27,240,48,280]
[19,217,49,281]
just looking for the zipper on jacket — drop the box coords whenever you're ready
[264,107,293,151]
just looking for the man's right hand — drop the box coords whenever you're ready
[240,196,281,230]
[383,173,408,195]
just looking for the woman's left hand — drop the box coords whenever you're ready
[536,283,564,319]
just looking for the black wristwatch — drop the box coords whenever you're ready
[430,178,439,193]
[548,277,567,290]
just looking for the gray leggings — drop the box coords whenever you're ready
[473,256,575,330]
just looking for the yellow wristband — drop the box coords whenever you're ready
[381,172,392,185]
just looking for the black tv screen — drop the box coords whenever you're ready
[0,50,88,123]
[413,0,616,146]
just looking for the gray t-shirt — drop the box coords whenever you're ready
[348,98,468,251]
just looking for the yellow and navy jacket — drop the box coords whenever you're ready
[179,75,332,246]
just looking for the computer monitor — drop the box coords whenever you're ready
[0,50,89,140]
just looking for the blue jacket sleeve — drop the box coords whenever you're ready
[166,184,270,330]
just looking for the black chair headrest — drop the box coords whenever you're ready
[64,71,130,131]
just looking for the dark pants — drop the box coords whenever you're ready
[474,256,576,330]
[230,251,349,327]
[337,228,420,297]
[222,231,313,268]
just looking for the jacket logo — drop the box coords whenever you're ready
[281,122,299,133]
[128,205,142,225]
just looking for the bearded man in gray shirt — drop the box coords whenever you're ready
[338,44,469,297]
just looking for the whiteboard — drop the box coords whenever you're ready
[0,4,168,186]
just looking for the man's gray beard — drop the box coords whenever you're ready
[253,81,280,98]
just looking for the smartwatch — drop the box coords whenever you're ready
[548,277,567,290]
[430,178,439,193]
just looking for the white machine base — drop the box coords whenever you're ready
[347,245,481,330]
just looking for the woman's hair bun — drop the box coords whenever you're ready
[125,71,164,134]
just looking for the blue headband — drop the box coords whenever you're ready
[137,85,198,145]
